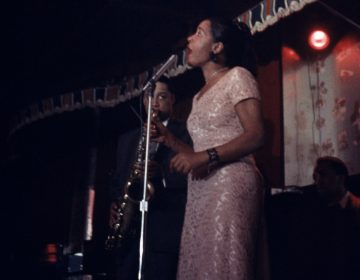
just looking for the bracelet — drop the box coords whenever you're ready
[206,148,220,171]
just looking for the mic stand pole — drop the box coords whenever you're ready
[137,83,154,280]
[137,54,176,279]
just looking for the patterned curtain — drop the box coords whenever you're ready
[283,35,360,186]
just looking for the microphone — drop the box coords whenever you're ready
[142,54,177,92]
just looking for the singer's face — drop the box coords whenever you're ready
[186,19,215,67]
[143,81,175,121]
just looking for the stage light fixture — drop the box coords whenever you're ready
[308,29,330,51]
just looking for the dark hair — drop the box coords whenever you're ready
[157,75,176,94]
[316,156,349,177]
[208,17,257,76]
[316,156,349,178]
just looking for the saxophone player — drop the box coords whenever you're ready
[108,76,192,280]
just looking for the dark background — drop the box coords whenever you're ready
[1,0,359,278]
[2,1,262,278]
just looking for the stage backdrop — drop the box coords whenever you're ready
[9,0,317,135]
[283,33,360,186]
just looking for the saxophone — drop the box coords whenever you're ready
[105,124,157,251]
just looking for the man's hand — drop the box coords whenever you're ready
[145,120,172,146]
[133,160,162,178]
[109,201,120,228]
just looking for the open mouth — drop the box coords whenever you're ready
[185,47,192,60]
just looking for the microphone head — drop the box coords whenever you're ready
[172,37,187,54]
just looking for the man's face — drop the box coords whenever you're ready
[143,81,175,121]
[313,162,344,199]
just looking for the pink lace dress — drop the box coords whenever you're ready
[177,67,264,280]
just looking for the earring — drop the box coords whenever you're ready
[209,51,217,62]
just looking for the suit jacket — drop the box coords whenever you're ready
[109,118,191,253]
[268,185,360,280]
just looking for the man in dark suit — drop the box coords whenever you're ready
[107,76,191,280]
[268,156,360,280]
[301,156,360,280]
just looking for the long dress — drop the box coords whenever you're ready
[177,66,264,280]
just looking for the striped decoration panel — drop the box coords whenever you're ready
[9,0,317,134]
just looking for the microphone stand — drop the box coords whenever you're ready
[137,84,154,280]
[137,54,176,280]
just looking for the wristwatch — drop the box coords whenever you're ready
[206,148,220,172]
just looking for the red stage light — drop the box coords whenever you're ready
[308,29,330,51]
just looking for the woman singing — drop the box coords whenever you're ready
[152,16,266,280]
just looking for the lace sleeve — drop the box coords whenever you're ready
[226,66,261,106]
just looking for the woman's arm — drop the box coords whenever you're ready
[170,98,264,176]
[215,98,264,162]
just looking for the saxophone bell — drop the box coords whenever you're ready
[105,179,155,251]
[105,125,158,251]
[125,178,155,203]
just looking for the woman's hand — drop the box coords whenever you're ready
[170,151,208,177]
[191,165,209,180]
